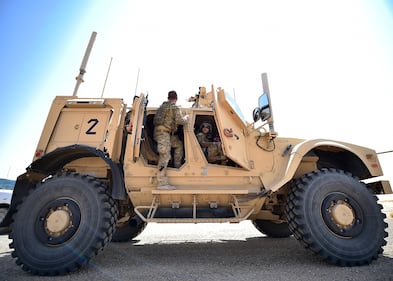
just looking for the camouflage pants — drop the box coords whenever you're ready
[154,129,184,169]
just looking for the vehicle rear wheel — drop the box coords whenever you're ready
[9,173,118,275]
[112,215,147,242]
[286,168,387,266]
[252,219,292,238]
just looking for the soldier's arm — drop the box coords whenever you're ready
[174,105,188,125]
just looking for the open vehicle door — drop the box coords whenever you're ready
[130,93,148,161]
[213,88,250,169]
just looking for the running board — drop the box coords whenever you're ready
[134,193,254,223]
[151,189,249,195]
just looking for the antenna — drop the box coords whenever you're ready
[72,31,97,96]
[261,73,275,132]
[377,150,393,155]
[101,57,113,98]
[134,67,140,96]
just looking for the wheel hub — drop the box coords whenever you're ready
[45,206,73,236]
[329,200,355,228]
[321,193,364,238]
[36,199,81,245]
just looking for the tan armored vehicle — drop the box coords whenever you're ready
[1,35,391,275]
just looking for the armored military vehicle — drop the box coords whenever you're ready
[1,34,391,275]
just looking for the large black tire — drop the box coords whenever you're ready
[252,219,292,238]
[286,168,387,266]
[9,173,118,275]
[112,215,147,242]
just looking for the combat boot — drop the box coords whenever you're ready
[156,166,176,190]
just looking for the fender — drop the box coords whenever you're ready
[266,139,382,192]
[0,144,126,231]
[28,144,126,200]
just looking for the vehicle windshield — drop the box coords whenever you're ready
[224,91,246,124]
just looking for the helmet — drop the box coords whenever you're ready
[200,122,212,133]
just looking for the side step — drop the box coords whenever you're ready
[151,189,249,195]
[134,189,254,223]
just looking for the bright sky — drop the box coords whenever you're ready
[1,0,392,184]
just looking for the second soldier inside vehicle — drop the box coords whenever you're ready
[196,122,226,165]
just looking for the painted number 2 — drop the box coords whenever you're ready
[86,118,99,135]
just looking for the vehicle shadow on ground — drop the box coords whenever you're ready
[1,236,392,281]
[98,236,393,281]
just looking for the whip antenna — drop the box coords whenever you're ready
[101,57,113,98]
[134,67,140,96]
[377,150,393,155]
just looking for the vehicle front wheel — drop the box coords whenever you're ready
[286,169,387,266]
[9,173,118,275]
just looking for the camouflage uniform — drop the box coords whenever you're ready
[196,124,226,164]
[154,101,187,186]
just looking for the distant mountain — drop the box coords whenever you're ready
[0,178,15,190]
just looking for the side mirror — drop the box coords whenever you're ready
[258,93,271,122]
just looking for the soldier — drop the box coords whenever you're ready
[196,122,226,164]
[153,91,188,189]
